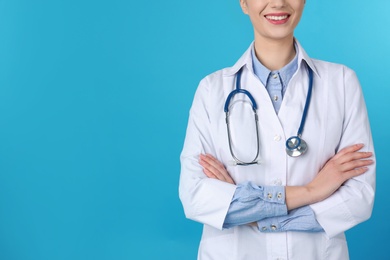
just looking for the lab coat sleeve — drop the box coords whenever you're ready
[310,67,376,238]
[179,77,236,230]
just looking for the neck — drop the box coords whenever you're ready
[253,36,296,71]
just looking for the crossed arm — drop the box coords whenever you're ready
[199,144,373,229]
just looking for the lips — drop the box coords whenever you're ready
[264,13,290,24]
[266,15,289,21]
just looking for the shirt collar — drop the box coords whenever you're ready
[251,44,298,87]
[223,39,321,79]
[251,45,271,86]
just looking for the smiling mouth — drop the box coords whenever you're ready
[265,15,290,21]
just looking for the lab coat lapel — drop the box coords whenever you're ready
[278,65,309,138]
[225,43,286,143]
[244,69,284,132]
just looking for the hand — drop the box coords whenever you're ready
[285,143,374,210]
[306,143,373,203]
[199,154,235,185]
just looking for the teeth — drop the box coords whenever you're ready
[266,15,288,21]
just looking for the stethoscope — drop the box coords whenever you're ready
[224,66,314,166]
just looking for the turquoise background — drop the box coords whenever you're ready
[0,0,388,259]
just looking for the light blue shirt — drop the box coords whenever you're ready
[224,45,323,232]
[224,182,287,228]
[252,44,298,114]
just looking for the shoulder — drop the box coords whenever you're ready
[198,44,252,87]
[310,59,362,100]
[296,40,357,80]
[196,66,236,95]
[191,68,227,106]
[200,66,235,83]
[311,58,357,80]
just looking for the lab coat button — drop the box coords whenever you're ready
[274,135,281,141]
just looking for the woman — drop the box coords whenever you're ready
[179,0,375,259]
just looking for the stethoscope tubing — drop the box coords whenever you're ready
[286,67,313,151]
[224,65,314,165]
[224,68,257,113]
[296,67,313,138]
[224,67,261,166]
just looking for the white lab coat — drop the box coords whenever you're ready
[179,41,375,260]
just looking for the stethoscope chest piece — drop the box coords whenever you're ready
[225,66,313,164]
[286,136,308,157]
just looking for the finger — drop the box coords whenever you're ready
[201,154,235,184]
[340,159,374,172]
[202,154,226,175]
[199,155,227,182]
[204,154,230,176]
[206,154,226,169]
[342,166,369,181]
[204,154,235,184]
[199,154,219,172]
[202,163,235,184]
[337,151,373,165]
[199,155,215,172]
[332,144,365,160]
[203,168,218,180]
[199,156,218,179]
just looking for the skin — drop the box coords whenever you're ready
[240,0,305,70]
[199,145,373,210]
[198,0,374,212]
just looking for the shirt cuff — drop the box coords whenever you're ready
[257,205,324,232]
[262,185,287,217]
[223,182,287,229]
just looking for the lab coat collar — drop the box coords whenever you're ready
[223,39,321,79]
